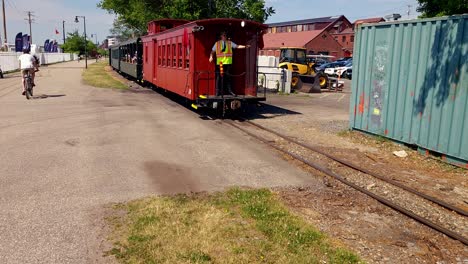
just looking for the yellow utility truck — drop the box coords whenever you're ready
[278,47,329,93]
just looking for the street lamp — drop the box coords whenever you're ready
[75,15,87,69]
[90,33,98,45]
[91,34,98,61]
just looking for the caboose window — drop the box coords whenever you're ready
[158,44,161,65]
[172,43,176,68]
[178,43,182,68]
[162,45,166,66]
[145,45,148,63]
[167,43,171,67]
[185,46,189,69]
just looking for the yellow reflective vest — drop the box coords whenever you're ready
[215,40,233,65]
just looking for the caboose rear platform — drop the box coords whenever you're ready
[141,18,268,113]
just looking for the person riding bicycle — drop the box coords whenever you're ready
[18,48,36,95]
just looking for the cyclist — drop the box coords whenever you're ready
[18,48,35,95]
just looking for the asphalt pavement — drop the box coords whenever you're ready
[0,61,315,263]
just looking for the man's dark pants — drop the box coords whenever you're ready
[215,64,233,96]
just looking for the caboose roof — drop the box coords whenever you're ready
[189,18,267,30]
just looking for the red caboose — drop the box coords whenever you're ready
[142,18,268,112]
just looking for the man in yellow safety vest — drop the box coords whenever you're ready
[209,31,249,96]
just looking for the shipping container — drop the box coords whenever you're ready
[350,15,468,167]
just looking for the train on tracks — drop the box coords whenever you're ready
[110,18,268,113]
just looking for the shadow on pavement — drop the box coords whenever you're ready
[34,94,66,99]
[243,103,302,120]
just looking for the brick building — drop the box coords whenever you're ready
[262,16,385,58]
[262,15,353,58]
[260,30,346,58]
[330,28,354,56]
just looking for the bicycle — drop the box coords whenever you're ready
[23,70,33,100]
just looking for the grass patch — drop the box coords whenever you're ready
[82,61,127,89]
[106,188,361,264]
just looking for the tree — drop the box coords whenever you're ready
[109,17,141,41]
[98,0,275,33]
[62,31,97,56]
[417,0,467,17]
[97,48,109,57]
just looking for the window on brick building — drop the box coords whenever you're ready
[351,35,354,42]
[342,36,346,43]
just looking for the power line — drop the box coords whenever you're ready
[407,5,412,19]
[4,0,20,17]
[346,1,418,20]
[25,11,35,43]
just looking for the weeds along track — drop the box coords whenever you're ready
[223,119,468,246]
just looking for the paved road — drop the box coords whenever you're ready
[0,61,314,263]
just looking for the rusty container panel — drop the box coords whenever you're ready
[350,15,468,165]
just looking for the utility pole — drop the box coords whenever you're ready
[25,11,35,43]
[407,5,412,19]
[2,0,7,46]
[62,20,66,44]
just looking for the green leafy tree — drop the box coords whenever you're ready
[417,0,467,17]
[109,17,140,41]
[98,0,275,33]
[62,31,97,56]
[97,48,109,57]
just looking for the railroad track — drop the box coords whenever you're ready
[223,118,468,246]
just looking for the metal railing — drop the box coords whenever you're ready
[256,66,287,93]
[194,69,268,100]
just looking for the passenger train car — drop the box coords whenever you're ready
[110,38,143,81]
[110,18,268,112]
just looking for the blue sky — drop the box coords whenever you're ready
[3,0,420,46]
[4,0,114,46]
[265,0,420,23]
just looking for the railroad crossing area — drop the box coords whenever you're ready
[0,61,467,263]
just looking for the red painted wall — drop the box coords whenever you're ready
[305,31,345,58]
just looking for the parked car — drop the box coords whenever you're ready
[323,61,348,76]
[336,57,352,62]
[334,61,352,77]
[316,61,345,72]
[342,68,352,79]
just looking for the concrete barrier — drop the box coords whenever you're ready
[0,52,77,72]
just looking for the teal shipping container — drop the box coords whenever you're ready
[350,15,468,167]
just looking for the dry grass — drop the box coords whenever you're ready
[82,61,127,89]
[106,188,361,264]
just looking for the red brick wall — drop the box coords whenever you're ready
[305,31,345,58]
[260,32,345,59]
[325,18,353,34]
[332,33,354,53]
